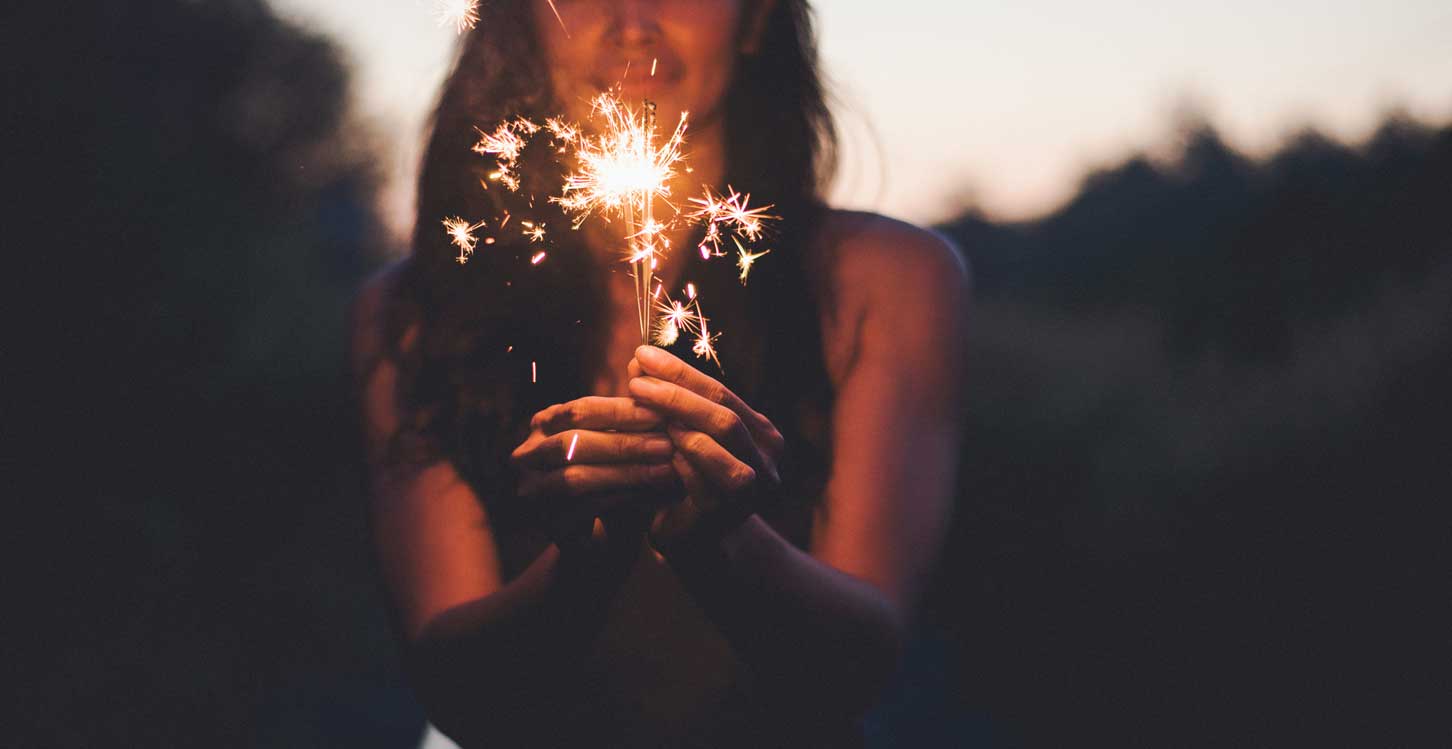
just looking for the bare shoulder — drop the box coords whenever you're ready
[348,258,414,367]
[817,209,970,309]
[815,210,970,382]
[351,259,409,333]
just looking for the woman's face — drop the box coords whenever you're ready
[534,1,769,129]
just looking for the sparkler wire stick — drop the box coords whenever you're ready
[625,100,658,345]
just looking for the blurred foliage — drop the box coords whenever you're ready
[24,0,1448,744]
[931,116,1450,745]
[24,1,409,747]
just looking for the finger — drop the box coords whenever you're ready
[629,375,765,468]
[532,396,665,434]
[672,451,708,500]
[634,345,784,457]
[667,424,759,494]
[518,463,681,499]
[627,358,643,379]
[513,429,674,469]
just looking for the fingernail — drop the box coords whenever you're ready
[636,345,665,366]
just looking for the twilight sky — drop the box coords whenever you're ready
[268,0,1451,240]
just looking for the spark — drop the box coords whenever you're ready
[687,185,777,255]
[692,317,720,367]
[434,0,479,34]
[649,286,719,367]
[473,118,539,192]
[521,220,547,243]
[545,0,569,37]
[544,117,579,145]
[532,361,537,383]
[442,216,487,262]
[655,319,680,346]
[733,237,771,283]
[651,58,658,77]
[531,251,547,265]
[565,432,579,461]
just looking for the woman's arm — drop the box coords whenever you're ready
[631,220,970,723]
[349,269,652,745]
[369,462,642,746]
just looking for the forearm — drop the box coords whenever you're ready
[404,538,631,744]
[659,512,907,722]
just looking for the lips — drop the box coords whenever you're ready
[593,57,680,94]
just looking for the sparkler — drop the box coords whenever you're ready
[444,81,775,368]
[550,94,690,345]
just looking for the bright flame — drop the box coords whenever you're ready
[553,94,687,228]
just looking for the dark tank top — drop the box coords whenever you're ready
[487,466,866,748]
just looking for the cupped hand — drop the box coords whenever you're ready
[626,345,786,555]
[510,396,683,558]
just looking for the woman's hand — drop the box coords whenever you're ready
[510,396,682,560]
[626,345,786,556]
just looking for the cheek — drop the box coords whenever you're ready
[666,3,746,108]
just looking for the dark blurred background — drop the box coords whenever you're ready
[17,0,1448,746]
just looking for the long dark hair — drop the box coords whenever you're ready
[382,1,838,546]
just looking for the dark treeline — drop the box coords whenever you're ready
[20,0,1446,745]
[20,1,409,747]
[929,118,1450,744]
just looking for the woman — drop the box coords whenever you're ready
[350,1,968,746]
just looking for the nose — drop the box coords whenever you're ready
[609,0,662,49]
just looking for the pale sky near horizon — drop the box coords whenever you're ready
[268,0,1451,242]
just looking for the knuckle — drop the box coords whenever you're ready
[710,409,742,438]
[683,431,713,454]
[728,463,757,491]
[705,383,729,405]
[559,466,584,492]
